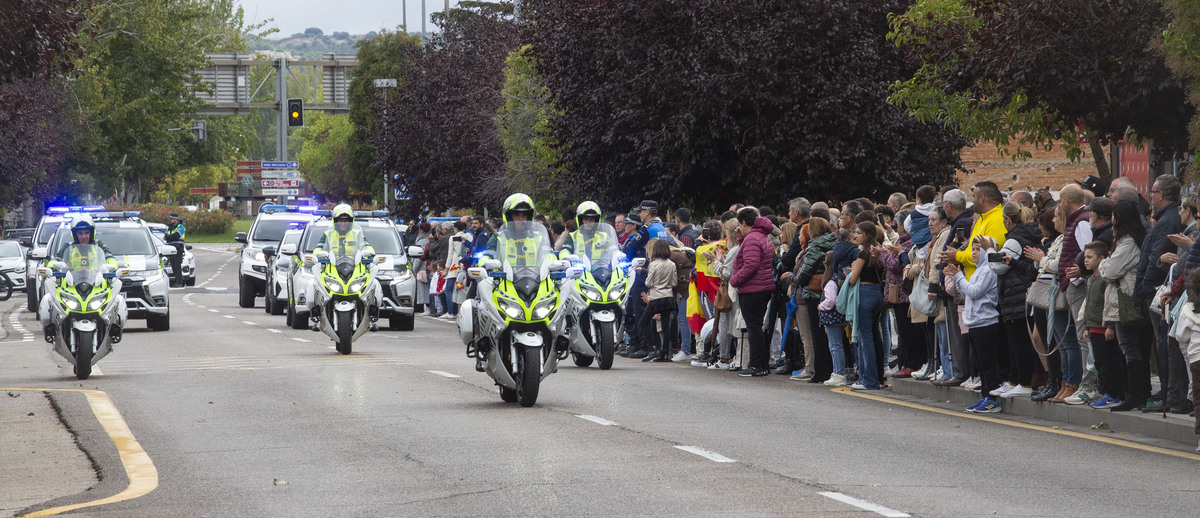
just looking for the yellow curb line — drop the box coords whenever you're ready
[3,388,158,516]
[831,386,1200,462]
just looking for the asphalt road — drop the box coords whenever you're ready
[7,247,1199,517]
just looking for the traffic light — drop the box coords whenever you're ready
[286,98,304,127]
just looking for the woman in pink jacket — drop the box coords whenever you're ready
[730,207,777,377]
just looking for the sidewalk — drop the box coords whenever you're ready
[0,299,97,518]
[886,375,1198,448]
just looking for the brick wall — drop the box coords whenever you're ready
[955,141,1099,193]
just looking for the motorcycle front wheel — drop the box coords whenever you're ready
[74,329,94,380]
[335,310,353,355]
[517,346,541,407]
[0,272,12,301]
[597,323,615,370]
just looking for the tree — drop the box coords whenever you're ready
[1162,0,1200,152]
[525,0,966,210]
[372,2,520,217]
[347,29,423,203]
[890,0,1193,183]
[495,45,570,212]
[298,113,354,201]
[0,0,91,80]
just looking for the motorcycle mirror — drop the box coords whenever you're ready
[482,258,502,270]
[567,266,584,279]
[50,260,67,271]
[467,266,486,281]
[315,250,329,259]
[631,257,647,269]
[563,254,580,263]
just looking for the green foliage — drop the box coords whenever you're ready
[110,203,235,234]
[297,113,354,201]
[495,45,569,210]
[1162,0,1200,150]
[347,29,423,201]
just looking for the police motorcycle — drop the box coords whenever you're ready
[456,194,577,407]
[41,244,128,380]
[558,204,642,370]
[309,206,383,355]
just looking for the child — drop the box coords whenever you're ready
[431,261,447,317]
[637,238,678,362]
[907,185,937,259]
[947,237,1003,413]
[1174,268,1200,451]
[1080,241,1123,409]
[818,251,851,387]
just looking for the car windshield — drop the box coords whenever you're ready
[361,227,401,256]
[301,222,332,253]
[0,241,21,258]
[37,219,60,246]
[97,226,156,256]
[252,218,309,244]
[282,230,302,248]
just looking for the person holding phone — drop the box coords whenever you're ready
[935,188,977,387]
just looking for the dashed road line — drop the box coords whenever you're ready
[222,315,235,319]
[674,445,736,463]
[266,328,282,333]
[10,306,34,342]
[292,337,311,343]
[242,321,257,326]
[208,309,219,313]
[576,415,618,426]
[428,370,460,378]
[818,492,910,518]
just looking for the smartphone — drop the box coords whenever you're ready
[452,236,462,242]
[987,252,1006,263]
[955,228,966,242]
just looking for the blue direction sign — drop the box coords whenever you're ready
[262,161,299,169]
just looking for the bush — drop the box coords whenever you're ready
[109,203,235,235]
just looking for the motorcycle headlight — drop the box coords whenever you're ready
[532,298,556,320]
[89,298,104,310]
[498,298,524,319]
[64,297,80,310]
[582,287,602,301]
[326,278,342,291]
[609,284,626,299]
[349,281,365,293]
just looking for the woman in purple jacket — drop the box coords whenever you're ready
[731,207,777,377]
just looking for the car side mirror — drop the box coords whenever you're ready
[262,246,276,258]
[279,243,298,255]
[406,245,424,258]
[30,248,47,260]
[234,232,247,244]
[158,245,178,256]
[185,244,193,250]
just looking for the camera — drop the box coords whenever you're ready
[987,252,1006,263]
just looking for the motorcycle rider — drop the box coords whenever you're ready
[166,213,186,287]
[312,204,382,331]
[560,201,612,263]
[43,216,122,343]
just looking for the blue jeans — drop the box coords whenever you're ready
[677,293,692,354]
[827,325,848,375]
[856,284,884,389]
[444,283,457,316]
[1053,308,1083,385]
[935,321,954,379]
[880,307,893,355]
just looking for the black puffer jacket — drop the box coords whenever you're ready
[998,222,1042,322]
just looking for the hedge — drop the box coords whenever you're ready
[108,203,235,235]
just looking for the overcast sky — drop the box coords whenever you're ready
[237,0,468,37]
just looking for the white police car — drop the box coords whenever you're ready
[235,204,318,308]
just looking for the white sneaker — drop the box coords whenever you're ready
[824,374,848,387]
[671,351,690,362]
[790,371,814,381]
[989,382,1016,397]
[691,359,708,367]
[1064,390,1096,405]
[963,377,981,390]
[849,382,867,390]
[884,366,899,377]
[999,385,1032,398]
[709,361,731,370]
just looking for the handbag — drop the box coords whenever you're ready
[1149,284,1170,317]
[1026,274,1066,311]
[1117,289,1147,324]
[886,283,901,305]
[714,281,732,312]
[909,274,937,315]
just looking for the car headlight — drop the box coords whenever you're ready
[143,269,165,282]
[498,298,523,319]
[532,298,556,320]
[89,298,104,310]
[582,287,602,301]
[396,269,412,281]
[254,251,265,262]
[64,298,80,310]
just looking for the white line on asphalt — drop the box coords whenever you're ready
[208,309,219,313]
[576,414,618,426]
[428,370,461,378]
[292,337,311,343]
[674,446,736,463]
[326,346,336,350]
[196,305,206,309]
[206,287,228,291]
[242,321,257,326]
[818,492,910,518]
[222,315,235,319]
[266,328,281,333]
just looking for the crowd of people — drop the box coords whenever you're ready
[403,176,1200,449]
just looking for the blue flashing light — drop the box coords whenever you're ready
[46,205,107,215]
[46,207,70,214]
[372,210,388,218]
[314,210,331,217]
[124,211,141,218]
[297,206,318,212]
[259,203,287,214]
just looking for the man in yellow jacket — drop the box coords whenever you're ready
[940,181,1007,280]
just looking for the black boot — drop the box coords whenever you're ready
[630,346,651,359]
[1031,377,1060,402]
[642,346,661,362]
[110,324,122,344]
[43,324,56,344]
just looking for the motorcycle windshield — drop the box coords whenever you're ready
[63,244,105,287]
[496,221,554,282]
[327,224,367,261]
[573,223,621,271]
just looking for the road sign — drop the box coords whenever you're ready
[236,167,263,175]
[261,170,300,179]
[240,176,254,187]
[262,161,299,169]
[190,187,220,195]
[262,179,300,187]
[374,78,397,88]
[261,188,300,195]
[235,160,261,168]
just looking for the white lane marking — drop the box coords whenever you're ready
[576,415,618,426]
[92,365,104,376]
[292,337,311,343]
[428,370,460,378]
[326,346,336,350]
[222,315,235,319]
[205,287,228,291]
[194,253,237,289]
[196,305,206,309]
[10,307,34,342]
[242,321,257,326]
[266,328,282,333]
[208,309,220,313]
[818,492,910,518]
[674,445,736,463]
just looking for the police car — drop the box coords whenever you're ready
[34,210,176,330]
[19,206,84,311]
[282,209,421,331]
[264,228,304,317]
[148,222,196,286]
[235,204,318,308]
